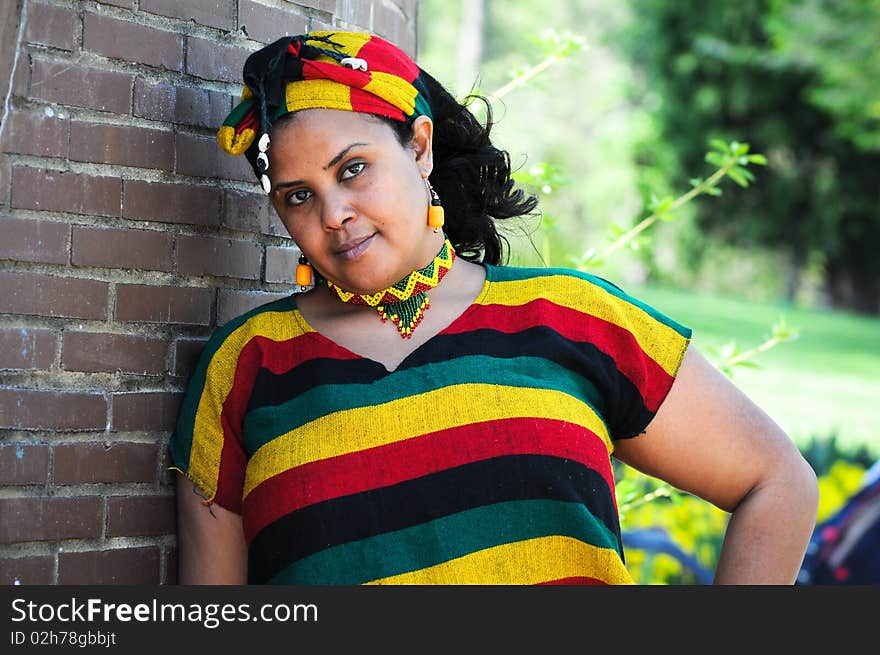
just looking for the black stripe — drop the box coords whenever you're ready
[247,356,384,414]
[245,327,650,434]
[247,454,620,584]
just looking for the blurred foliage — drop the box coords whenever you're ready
[623,0,880,314]
[416,0,878,584]
[619,453,870,584]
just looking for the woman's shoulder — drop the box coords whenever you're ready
[485,263,691,337]
[196,292,305,364]
[484,263,634,304]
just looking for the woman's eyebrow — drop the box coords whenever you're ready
[324,142,369,170]
[273,142,371,191]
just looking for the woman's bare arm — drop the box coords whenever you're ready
[175,473,248,585]
[613,345,819,584]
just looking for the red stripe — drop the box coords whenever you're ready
[450,300,673,412]
[357,36,419,80]
[348,87,405,120]
[302,59,370,88]
[212,333,359,510]
[248,333,361,374]
[536,576,607,585]
[242,417,613,543]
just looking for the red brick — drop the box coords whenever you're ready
[0,388,107,431]
[177,235,262,280]
[30,59,132,114]
[265,245,298,283]
[175,131,255,182]
[116,284,213,325]
[70,122,173,170]
[218,289,289,325]
[0,271,108,320]
[0,216,69,264]
[12,167,121,217]
[0,497,102,543]
[0,444,49,484]
[96,0,135,8]
[54,442,158,484]
[25,2,78,50]
[71,225,172,272]
[141,0,235,31]
[123,180,220,226]
[339,0,373,28]
[107,495,175,537]
[175,85,232,129]
[186,36,252,83]
[62,331,168,375]
[133,78,175,122]
[296,0,336,11]
[84,13,182,72]
[112,392,182,432]
[164,548,177,584]
[374,3,410,50]
[238,1,308,43]
[173,337,207,377]
[0,328,56,370]
[222,188,285,236]
[0,162,7,207]
[58,547,160,584]
[0,556,54,585]
[115,284,212,325]
[0,107,68,157]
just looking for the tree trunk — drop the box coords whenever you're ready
[456,0,485,98]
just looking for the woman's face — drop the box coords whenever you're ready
[268,108,439,294]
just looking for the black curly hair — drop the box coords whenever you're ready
[380,68,539,266]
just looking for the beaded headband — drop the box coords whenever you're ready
[217,31,433,193]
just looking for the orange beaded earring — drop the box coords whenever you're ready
[424,176,444,232]
[295,253,313,290]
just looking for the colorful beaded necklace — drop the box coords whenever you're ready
[326,238,456,338]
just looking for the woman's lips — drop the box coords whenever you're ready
[334,234,374,261]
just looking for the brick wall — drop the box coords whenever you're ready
[0,0,418,585]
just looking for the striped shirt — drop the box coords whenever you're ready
[170,265,692,584]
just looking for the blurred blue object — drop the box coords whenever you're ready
[797,459,880,585]
[622,527,714,584]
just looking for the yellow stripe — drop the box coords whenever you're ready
[243,384,611,498]
[364,535,634,585]
[306,31,371,57]
[188,310,311,501]
[284,79,353,114]
[363,71,417,115]
[480,275,687,376]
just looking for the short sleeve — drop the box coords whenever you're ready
[168,321,252,514]
[576,274,692,441]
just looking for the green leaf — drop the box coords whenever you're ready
[708,138,729,153]
[705,151,725,167]
[746,153,768,165]
[726,167,751,187]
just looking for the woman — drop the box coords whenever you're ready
[170,31,818,585]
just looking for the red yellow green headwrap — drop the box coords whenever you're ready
[217,31,433,191]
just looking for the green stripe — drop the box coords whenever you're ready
[242,354,604,454]
[223,97,255,128]
[268,498,621,584]
[484,264,692,338]
[169,294,297,470]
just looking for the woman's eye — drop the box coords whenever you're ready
[341,162,365,180]
[286,189,312,206]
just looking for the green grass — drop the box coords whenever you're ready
[628,284,880,459]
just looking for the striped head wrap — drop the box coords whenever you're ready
[217,31,433,191]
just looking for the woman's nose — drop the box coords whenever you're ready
[320,191,355,229]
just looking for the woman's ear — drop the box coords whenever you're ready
[410,115,434,172]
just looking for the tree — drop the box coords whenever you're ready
[623,0,880,313]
